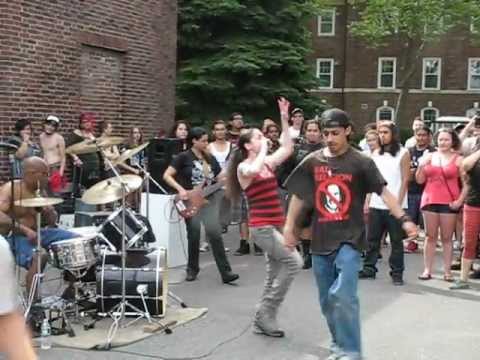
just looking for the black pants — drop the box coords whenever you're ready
[363,208,405,277]
[185,193,232,277]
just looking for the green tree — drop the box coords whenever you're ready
[176,0,326,125]
[317,0,480,125]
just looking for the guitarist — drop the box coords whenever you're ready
[163,127,239,284]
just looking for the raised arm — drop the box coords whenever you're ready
[265,97,294,169]
[463,147,480,173]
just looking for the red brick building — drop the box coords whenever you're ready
[0,0,177,179]
[309,3,480,131]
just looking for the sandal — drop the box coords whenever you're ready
[418,273,432,280]
[443,274,454,282]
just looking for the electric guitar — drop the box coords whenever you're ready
[174,182,224,218]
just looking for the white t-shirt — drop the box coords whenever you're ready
[208,142,231,170]
[404,136,416,149]
[369,147,409,210]
[0,236,18,315]
[288,126,300,140]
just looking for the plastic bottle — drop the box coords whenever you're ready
[40,318,52,350]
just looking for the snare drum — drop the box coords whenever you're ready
[48,235,97,271]
[99,207,147,250]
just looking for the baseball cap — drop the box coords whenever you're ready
[291,108,304,116]
[46,115,60,124]
[320,108,351,129]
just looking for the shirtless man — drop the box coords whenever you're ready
[39,115,66,177]
[0,157,76,295]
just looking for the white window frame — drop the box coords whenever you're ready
[422,58,442,90]
[420,107,440,122]
[316,58,334,89]
[376,106,395,122]
[467,58,480,91]
[377,57,397,89]
[317,9,336,36]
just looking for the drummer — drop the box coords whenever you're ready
[0,157,77,295]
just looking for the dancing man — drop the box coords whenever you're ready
[226,97,302,337]
[284,109,417,359]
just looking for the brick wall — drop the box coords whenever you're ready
[309,4,480,131]
[0,0,177,181]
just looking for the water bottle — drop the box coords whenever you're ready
[40,318,52,350]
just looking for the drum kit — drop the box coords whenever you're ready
[16,136,178,345]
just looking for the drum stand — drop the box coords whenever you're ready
[101,153,174,349]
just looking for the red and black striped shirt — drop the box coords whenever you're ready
[244,166,285,227]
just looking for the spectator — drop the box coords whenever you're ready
[288,108,304,141]
[404,117,425,148]
[8,119,41,178]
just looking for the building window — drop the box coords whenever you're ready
[317,9,335,36]
[422,58,442,90]
[316,59,334,89]
[378,57,396,89]
[421,107,439,122]
[376,106,395,122]
[468,58,480,90]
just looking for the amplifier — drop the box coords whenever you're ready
[74,211,111,227]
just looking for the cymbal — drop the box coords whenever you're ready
[81,174,143,205]
[14,197,63,208]
[112,142,149,166]
[66,137,126,155]
[66,140,98,155]
[97,136,125,148]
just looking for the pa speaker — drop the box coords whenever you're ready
[147,138,183,194]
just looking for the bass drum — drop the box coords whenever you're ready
[96,247,167,317]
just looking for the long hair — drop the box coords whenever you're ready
[14,119,32,136]
[128,127,143,147]
[226,129,255,203]
[169,120,190,138]
[378,121,401,156]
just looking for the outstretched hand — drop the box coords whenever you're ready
[277,97,290,117]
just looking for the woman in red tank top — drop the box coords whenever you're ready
[226,98,302,338]
[416,128,466,281]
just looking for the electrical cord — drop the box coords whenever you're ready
[48,321,252,360]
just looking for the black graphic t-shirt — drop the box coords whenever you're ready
[170,149,221,190]
[408,145,435,194]
[286,147,386,255]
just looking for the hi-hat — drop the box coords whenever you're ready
[66,137,125,155]
[81,175,143,205]
[112,142,149,166]
[14,197,64,208]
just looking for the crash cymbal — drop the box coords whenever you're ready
[65,139,98,155]
[81,174,143,205]
[66,137,126,155]
[112,142,149,166]
[97,136,125,148]
[14,197,63,208]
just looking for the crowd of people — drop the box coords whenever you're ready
[0,105,479,360]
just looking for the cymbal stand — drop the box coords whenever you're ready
[100,150,169,348]
[134,164,187,309]
[24,204,44,320]
[134,163,168,221]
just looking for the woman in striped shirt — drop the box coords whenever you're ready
[226,97,302,338]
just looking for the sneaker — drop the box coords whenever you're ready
[450,280,470,290]
[254,244,263,256]
[234,240,250,256]
[222,272,239,284]
[358,269,376,279]
[392,276,404,286]
[199,243,209,252]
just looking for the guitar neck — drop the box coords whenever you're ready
[202,182,223,198]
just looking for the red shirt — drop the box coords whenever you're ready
[244,166,285,227]
[421,155,461,207]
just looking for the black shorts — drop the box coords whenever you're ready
[421,204,459,214]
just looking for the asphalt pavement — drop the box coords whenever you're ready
[37,228,480,360]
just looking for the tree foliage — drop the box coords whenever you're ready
[176,0,325,125]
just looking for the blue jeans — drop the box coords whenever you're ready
[312,244,362,360]
[7,228,78,269]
